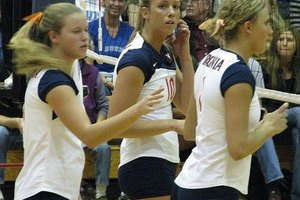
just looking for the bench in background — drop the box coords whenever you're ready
[4,145,121,181]
[3,144,293,181]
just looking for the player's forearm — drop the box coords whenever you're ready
[0,115,22,129]
[118,119,179,138]
[175,55,194,114]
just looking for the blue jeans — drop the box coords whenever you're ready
[287,107,300,200]
[91,143,111,186]
[104,85,112,96]
[0,126,23,184]
[257,107,300,199]
[256,138,284,184]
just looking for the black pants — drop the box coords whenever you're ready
[25,191,68,200]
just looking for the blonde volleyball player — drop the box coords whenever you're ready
[108,0,194,198]
[172,0,289,199]
[8,3,163,200]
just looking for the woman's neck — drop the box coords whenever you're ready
[64,62,74,74]
[141,28,165,52]
[191,13,208,25]
[105,15,120,38]
[52,50,74,74]
[280,55,292,70]
[224,41,251,63]
[280,56,293,79]
[105,15,120,28]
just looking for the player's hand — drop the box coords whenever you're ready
[16,118,23,135]
[135,88,164,115]
[171,19,190,57]
[261,102,288,137]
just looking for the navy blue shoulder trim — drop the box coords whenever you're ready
[221,62,255,97]
[38,70,79,103]
[117,48,153,83]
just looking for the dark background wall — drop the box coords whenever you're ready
[0,0,31,115]
[0,0,76,115]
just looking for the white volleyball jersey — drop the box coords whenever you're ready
[175,48,260,194]
[14,69,85,200]
[113,33,179,166]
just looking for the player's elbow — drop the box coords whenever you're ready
[83,139,100,149]
[183,133,195,141]
[78,133,100,148]
[228,146,247,160]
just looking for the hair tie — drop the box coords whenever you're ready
[211,19,225,36]
[23,12,43,24]
[199,19,225,36]
[199,19,213,30]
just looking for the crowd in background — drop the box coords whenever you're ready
[0,0,299,200]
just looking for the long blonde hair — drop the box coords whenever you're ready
[264,22,300,91]
[128,0,151,43]
[9,3,84,75]
[204,0,265,42]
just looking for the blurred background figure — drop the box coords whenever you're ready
[262,22,300,200]
[79,38,111,200]
[183,0,218,62]
[88,0,134,95]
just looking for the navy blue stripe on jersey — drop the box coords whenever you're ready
[38,70,79,103]
[117,43,176,83]
[220,62,255,97]
[117,48,153,83]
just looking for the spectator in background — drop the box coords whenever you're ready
[80,39,111,200]
[253,7,289,197]
[248,58,289,200]
[88,0,134,95]
[183,0,218,62]
[0,116,23,200]
[262,22,300,200]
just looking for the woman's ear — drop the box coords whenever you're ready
[243,21,254,35]
[48,30,59,45]
[141,6,150,19]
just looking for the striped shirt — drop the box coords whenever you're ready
[290,0,300,30]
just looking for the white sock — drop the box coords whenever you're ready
[96,184,107,199]
[0,189,3,199]
[120,192,126,197]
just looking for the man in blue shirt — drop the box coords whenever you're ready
[88,0,134,95]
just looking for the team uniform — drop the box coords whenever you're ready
[113,33,179,199]
[14,69,85,200]
[173,48,261,198]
